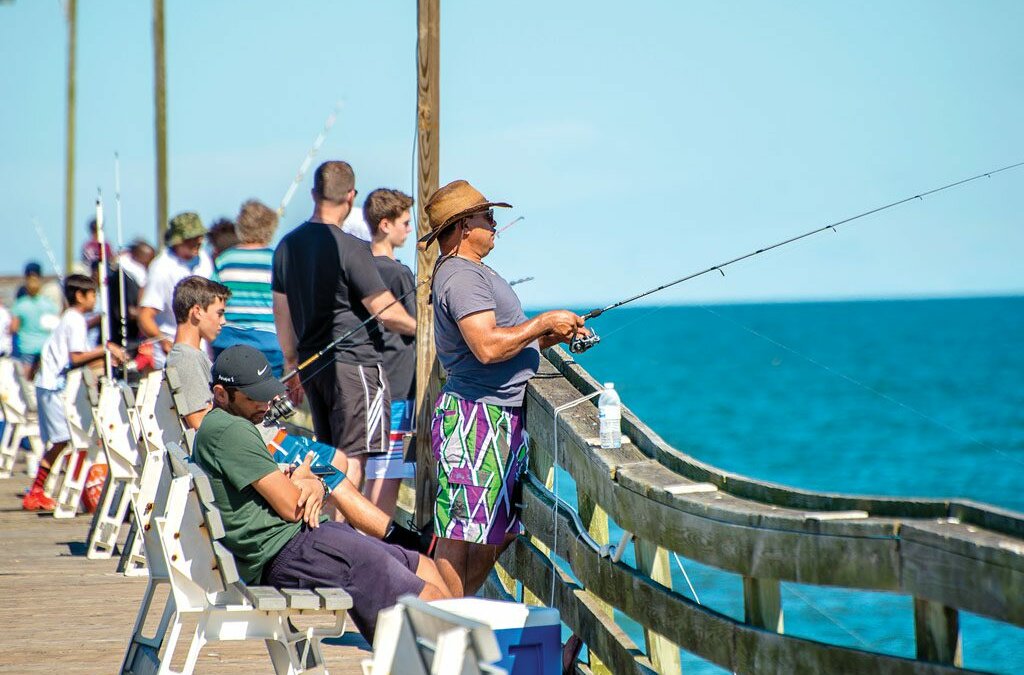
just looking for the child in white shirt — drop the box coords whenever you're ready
[23,275,127,511]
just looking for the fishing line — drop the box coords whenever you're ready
[696,303,1024,467]
[570,160,1024,353]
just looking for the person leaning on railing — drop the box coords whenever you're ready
[419,179,591,597]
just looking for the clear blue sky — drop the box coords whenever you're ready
[2,1,1022,309]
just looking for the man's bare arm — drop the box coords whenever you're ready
[253,468,325,527]
[457,309,584,365]
[273,291,304,404]
[363,290,416,336]
[138,306,172,354]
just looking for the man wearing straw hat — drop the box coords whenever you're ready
[420,179,589,597]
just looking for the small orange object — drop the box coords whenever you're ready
[82,463,108,514]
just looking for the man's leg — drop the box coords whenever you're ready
[433,536,516,598]
[415,553,453,601]
[362,477,401,519]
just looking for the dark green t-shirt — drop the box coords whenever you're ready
[191,407,302,583]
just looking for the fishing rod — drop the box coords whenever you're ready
[265,280,426,425]
[509,276,534,287]
[569,160,1024,354]
[277,102,342,218]
[114,153,128,352]
[95,190,113,380]
[497,216,524,237]
[32,218,64,282]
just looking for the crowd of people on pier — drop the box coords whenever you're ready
[3,160,590,640]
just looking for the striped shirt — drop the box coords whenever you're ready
[213,246,276,332]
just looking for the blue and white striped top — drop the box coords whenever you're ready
[213,246,276,333]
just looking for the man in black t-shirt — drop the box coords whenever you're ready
[363,188,417,517]
[272,161,416,491]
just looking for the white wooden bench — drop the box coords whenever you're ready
[117,368,189,576]
[86,377,143,558]
[0,356,44,479]
[362,595,506,675]
[52,368,103,518]
[120,442,352,675]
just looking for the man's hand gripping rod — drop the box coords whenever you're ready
[263,281,426,426]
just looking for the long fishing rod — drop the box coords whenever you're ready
[277,102,342,218]
[32,218,64,282]
[569,160,1024,353]
[114,153,128,352]
[95,190,113,380]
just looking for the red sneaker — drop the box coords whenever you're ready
[22,489,56,512]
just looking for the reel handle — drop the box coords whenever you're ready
[569,328,601,354]
[262,393,297,427]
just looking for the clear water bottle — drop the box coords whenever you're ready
[598,382,622,449]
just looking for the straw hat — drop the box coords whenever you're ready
[418,180,512,247]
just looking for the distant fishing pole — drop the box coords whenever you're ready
[509,276,534,287]
[497,216,524,237]
[114,153,128,352]
[95,190,113,380]
[569,160,1024,354]
[278,101,342,218]
[32,218,64,281]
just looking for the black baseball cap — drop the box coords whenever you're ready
[24,261,42,277]
[212,345,286,402]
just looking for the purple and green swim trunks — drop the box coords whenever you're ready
[431,392,529,545]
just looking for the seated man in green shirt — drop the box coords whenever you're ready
[192,346,452,641]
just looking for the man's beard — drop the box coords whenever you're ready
[225,400,265,425]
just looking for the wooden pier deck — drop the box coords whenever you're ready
[0,471,371,674]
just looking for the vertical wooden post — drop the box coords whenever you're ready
[743,576,784,633]
[152,0,168,244]
[413,0,441,528]
[914,598,962,666]
[521,437,554,607]
[634,539,683,673]
[577,490,614,675]
[64,0,77,274]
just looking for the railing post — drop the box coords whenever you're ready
[577,490,614,675]
[634,538,683,673]
[521,436,554,607]
[914,598,962,666]
[743,576,784,633]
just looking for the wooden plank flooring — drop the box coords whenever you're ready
[0,469,371,673]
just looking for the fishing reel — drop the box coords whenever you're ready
[262,393,297,427]
[569,328,601,354]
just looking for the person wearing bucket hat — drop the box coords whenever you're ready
[138,211,214,367]
[422,179,591,597]
[190,344,453,641]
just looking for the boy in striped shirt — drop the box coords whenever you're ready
[211,200,284,375]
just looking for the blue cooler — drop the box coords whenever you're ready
[431,598,560,675]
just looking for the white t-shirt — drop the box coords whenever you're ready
[341,206,371,242]
[140,248,215,342]
[35,308,93,390]
[0,306,11,356]
[119,252,149,287]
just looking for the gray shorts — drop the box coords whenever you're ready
[36,386,70,445]
[302,360,391,458]
[263,522,424,641]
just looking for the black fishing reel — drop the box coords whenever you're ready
[569,328,601,354]
[262,393,297,427]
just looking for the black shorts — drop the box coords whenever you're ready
[302,360,391,457]
[263,521,425,641]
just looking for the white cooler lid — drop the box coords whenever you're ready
[430,598,560,630]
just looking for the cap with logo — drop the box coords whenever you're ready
[212,345,286,402]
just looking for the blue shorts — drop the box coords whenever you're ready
[365,398,415,481]
[212,326,284,378]
[268,433,346,492]
[36,386,70,445]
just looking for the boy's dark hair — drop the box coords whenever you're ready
[364,188,414,235]
[313,161,355,204]
[172,276,231,323]
[63,274,97,306]
[207,218,240,257]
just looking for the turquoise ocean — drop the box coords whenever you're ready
[549,296,1024,673]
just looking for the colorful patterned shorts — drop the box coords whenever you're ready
[431,392,529,545]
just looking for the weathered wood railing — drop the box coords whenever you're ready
[481,347,1024,674]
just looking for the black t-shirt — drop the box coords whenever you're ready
[272,221,387,365]
[370,256,416,400]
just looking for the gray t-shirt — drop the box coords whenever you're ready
[432,257,540,407]
[166,343,213,415]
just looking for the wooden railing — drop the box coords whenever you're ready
[482,347,1024,674]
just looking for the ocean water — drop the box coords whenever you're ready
[551,296,1024,673]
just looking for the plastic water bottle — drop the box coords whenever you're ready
[598,382,622,449]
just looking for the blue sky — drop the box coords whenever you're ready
[2,1,1022,309]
